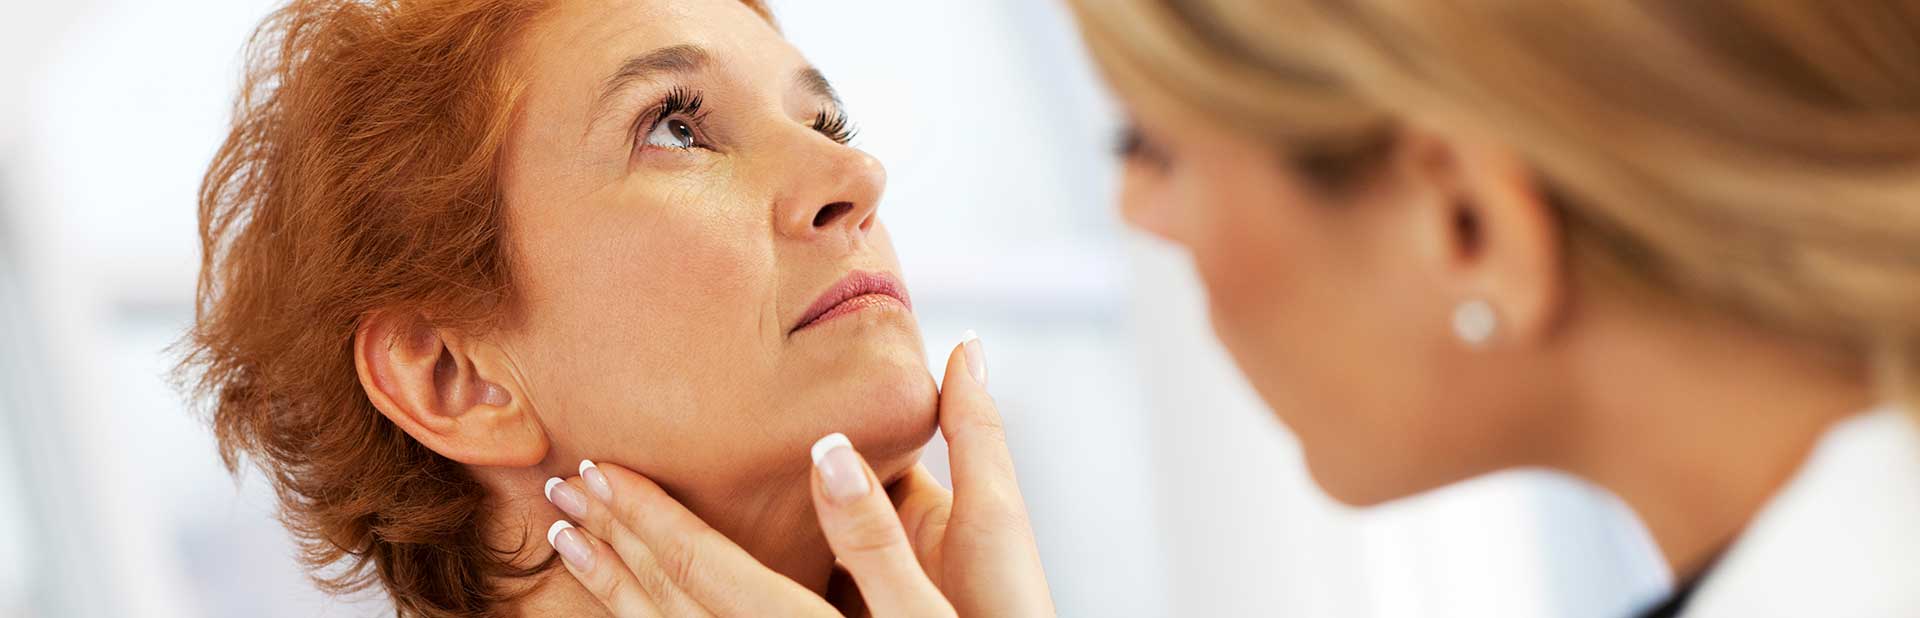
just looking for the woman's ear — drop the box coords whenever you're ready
[354,311,549,467]
[1400,125,1566,345]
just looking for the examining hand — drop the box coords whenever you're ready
[879,333,1055,617]
[542,333,1054,617]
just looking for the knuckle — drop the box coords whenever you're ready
[834,507,908,556]
[630,554,673,598]
[908,506,951,550]
[597,569,634,605]
[581,501,616,532]
[612,489,650,526]
[968,408,1008,444]
[954,501,1031,542]
[608,475,664,525]
[656,536,704,587]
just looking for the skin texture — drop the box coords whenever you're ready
[1116,95,1871,582]
[352,0,938,613]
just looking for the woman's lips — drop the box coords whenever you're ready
[792,270,912,334]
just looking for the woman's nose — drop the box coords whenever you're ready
[775,141,886,245]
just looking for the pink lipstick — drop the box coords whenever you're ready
[792,270,912,334]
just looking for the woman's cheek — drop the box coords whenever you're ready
[612,202,770,320]
[1185,165,1323,392]
[1118,169,1184,244]
[1181,166,1272,309]
[867,222,901,264]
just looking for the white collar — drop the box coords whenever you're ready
[1682,405,1920,617]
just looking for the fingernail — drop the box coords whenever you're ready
[544,477,587,520]
[962,330,987,388]
[580,460,611,501]
[811,433,869,505]
[547,520,594,571]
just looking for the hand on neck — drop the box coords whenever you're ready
[478,459,841,616]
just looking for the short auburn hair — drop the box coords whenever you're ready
[183,0,772,616]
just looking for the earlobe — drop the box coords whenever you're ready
[354,312,549,467]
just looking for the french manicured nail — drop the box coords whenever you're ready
[811,433,869,504]
[580,460,611,501]
[547,520,594,571]
[544,477,588,520]
[963,330,988,388]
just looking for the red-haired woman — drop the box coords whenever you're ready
[186,0,1037,615]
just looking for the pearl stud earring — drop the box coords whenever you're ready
[1453,299,1498,347]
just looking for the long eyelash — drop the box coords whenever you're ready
[811,108,858,145]
[633,87,708,147]
[658,87,704,121]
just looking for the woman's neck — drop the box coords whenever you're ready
[681,469,841,591]
[1554,300,1872,583]
[486,464,839,616]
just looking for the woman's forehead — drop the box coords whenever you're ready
[524,0,786,73]
[514,0,798,118]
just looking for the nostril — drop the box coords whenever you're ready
[813,202,856,228]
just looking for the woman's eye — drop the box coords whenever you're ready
[1117,127,1173,173]
[645,118,699,149]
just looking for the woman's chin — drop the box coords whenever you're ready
[1299,440,1477,508]
[821,343,940,478]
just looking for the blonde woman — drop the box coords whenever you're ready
[540,2,1920,616]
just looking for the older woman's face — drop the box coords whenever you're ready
[496,0,936,492]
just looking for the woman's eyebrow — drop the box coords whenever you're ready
[796,67,843,107]
[590,43,711,123]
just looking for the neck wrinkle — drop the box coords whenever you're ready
[678,465,838,595]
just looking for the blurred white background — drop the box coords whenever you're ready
[0,1,1672,616]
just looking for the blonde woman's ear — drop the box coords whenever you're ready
[1442,134,1566,347]
[1385,125,1564,348]
[353,311,549,467]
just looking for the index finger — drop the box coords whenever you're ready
[938,331,1025,512]
[935,332,1056,616]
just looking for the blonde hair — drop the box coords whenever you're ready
[1068,0,1920,403]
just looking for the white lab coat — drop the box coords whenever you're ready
[1682,405,1920,617]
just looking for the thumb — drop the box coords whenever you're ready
[809,433,955,618]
